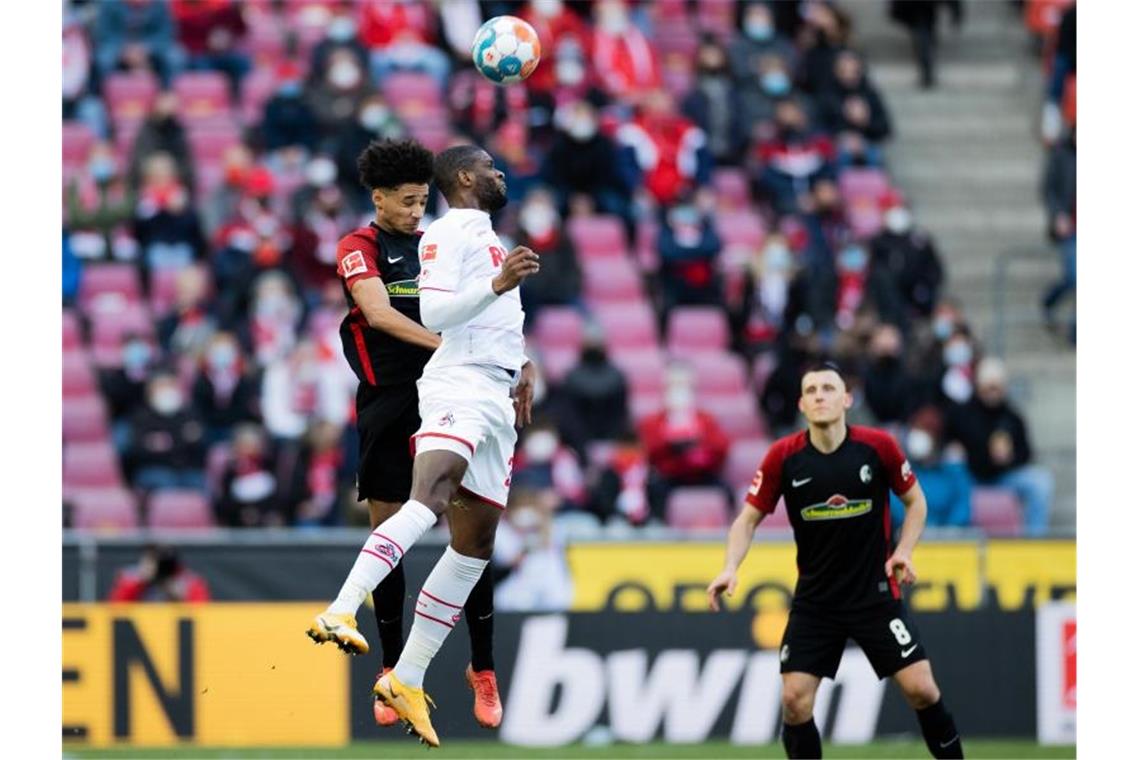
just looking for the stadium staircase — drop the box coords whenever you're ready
[845,0,1076,530]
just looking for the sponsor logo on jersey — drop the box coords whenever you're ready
[800,494,873,522]
[341,250,368,278]
[385,279,420,297]
[422,243,438,262]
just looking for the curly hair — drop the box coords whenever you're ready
[356,138,434,191]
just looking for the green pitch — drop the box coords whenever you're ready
[65,739,1075,759]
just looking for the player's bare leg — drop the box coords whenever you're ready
[780,672,823,759]
[894,661,963,758]
[367,499,403,726]
[449,493,503,728]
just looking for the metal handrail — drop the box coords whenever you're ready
[989,244,1061,358]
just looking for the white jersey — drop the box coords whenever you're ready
[416,208,526,374]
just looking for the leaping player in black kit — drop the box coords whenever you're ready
[308,139,502,730]
[707,362,964,759]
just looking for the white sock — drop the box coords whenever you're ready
[327,500,437,615]
[394,546,488,688]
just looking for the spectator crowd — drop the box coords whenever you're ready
[63,0,1059,542]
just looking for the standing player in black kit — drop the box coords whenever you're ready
[707,362,964,759]
[326,139,502,729]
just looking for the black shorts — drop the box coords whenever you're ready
[779,600,927,680]
[356,381,420,503]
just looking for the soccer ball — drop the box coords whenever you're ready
[471,15,542,85]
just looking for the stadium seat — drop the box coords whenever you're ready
[724,438,771,492]
[149,264,204,316]
[246,21,288,67]
[611,348,667,396]
[539,346,581,385]
[103,71,159,123]
[666,306,731,354]
[697,0,738,38]
[62,121,95,168]
[712,168,751,210]
[582,257,643,302]
[971,487,1024,537]
[188,123,242,165]
[147,489,215,530]
[635,219,660,272]
[174,71,232,122]
[382,72,443,110]
[70,487,140,531]
[62,350,97,398]
[62,309,83,350]
[90,303,154,350]
[409,122,453,152]
[532,307,585,353]
[629,389,664,423]
[593,302,658,350]
[567,215,628,260]
[846,199,884,240]
[78,263,143,315]
[63,441,123,490]
[702,393,765,441]
[239,67,279,127]
[63,396,111,444]
[666,486,730,530]
[715,210,766,249]
[661,57,695,100]
[690,351,750,397]
[839,168,890,203]
[752,353,778,395]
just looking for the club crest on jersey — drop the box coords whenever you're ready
[438,411,455,427]
[860,464,872,483]
[341,249,368,278]
[422,243,437,262]
[800,494,873,521]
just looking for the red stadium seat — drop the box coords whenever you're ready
[90,303,154,350]
[174,71,232,122]
[582,257,643,302]
[567,215,628,260]
[971,487,1024,537]
[702,393,765,441]
[239,67,279,127]
[611,348,667,396]
[635,218,660,272]
[690,351,750,397]
[70,487,140,531]
[712,168,751,210]
[629,389,664,423]
[666,486,730,530]
[63,350,98,398]
[752,353,778,395]
[147,489,215,530]
[724,438,771,493]
[382,72,443,110]
[63,396,111,444]
[188,123,242,165]
[532,307,585,353]
[103,71,159,123]
[62,121,95,168]
[696,0,738,38]
[78,263,143,314]
[63,309,83,350]
[846,199,883,240]
[715,210,766,249]
[64,441,123,490]
[839,168,890,203]
[666,306,731,354]
[593,302,659,350]
[409,122,453,152]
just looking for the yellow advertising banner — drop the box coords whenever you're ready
[566,540,1073,613]
[62,603,348,748]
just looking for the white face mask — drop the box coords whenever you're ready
[565,115,597,141]
[151,387,184,415]
[328,61,362,90]
[532,0,563,18]
[906,429,934,460]
[520,203,557,237]
[524,431,559,462]
[764,243,792,273]
[556,59,586,86]
[943,340,973,367]
[884,208,913,234]
[306,157,337,187]
[598,7,628,34]
[665,385,695,411]
[360,105,390,131]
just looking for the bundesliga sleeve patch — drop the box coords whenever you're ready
[422,243,438,262]
[748,470,763,496]
[341,250,368,278]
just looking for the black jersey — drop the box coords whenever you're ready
[335,222,433,387]
[745,425,918,612]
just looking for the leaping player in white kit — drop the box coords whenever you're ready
[307,145,540,747]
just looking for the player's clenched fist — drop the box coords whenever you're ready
[492,246,541,294]
[706,570,738,611]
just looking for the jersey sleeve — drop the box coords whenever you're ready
[417,218,500,332]
[744,440,785,515]
[875,430,918,496]
[336,232,381,290]
[416,220,461,293]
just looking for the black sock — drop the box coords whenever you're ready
[916,698,963,758]
[464,567,495,672]
[371,562,406,670]
[782,718,822,759]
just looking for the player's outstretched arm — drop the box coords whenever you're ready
[352,279,442,350]
[707,505,764,611]
[885,482,927,586]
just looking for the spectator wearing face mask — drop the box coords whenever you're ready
[618,89,712,208]
[730,1,799,84]
[520,0,593,97]
[735,234,798,357]
[834,240,907,332]
[931,325,979,408]
[657,199,724,318]
[818,49,892,168]
[889,406,972,530]
[99,334,161,435]
[156,265,217,358]
[245,271,304,368]
[288,160,357,299]
[946,358,1054,536]
[308,8,370,85]
[591,429,652,526]
[552,326,630,454]
[171,0,250,98]
[752,99,836,216]
[516,187,582,322]
[123,371,207,492]
[639,363,731,520]
[735,55,795,149]
[870,196,943,319]
[66,142,136,263]
[358,0,451,87]
[94,0,186,88]
[795,1,852,94]
[191,331,260,445]
[261,339,346,446]
[217,422,286,527]
[129,91,196,196]
[682,36,745,166]
[202,144,255,237]
[493,488,575,612]
[133,152,206,272]
[511,421,588,513]
[108,545,211,602]
[260,62,321,155]
[590,0,661,100]
[861,323,915,424]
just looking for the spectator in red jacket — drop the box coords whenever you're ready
[590,0,661,100]
[752,98,836,215]
[521,0,593,97]
[171,0,250,97]
[109,545,211,603]
[358,0,451,87]
[618,89,712,207]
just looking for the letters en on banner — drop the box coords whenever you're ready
[565,540,1075,613]
[1036,601,1077,745]
[62,604,348,748]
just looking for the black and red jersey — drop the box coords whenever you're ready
[745,425,918,612]
[335,222,433,387]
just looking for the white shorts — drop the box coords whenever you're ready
[412,364,518,510]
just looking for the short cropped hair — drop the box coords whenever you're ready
[801,360,847,387]
[356,138,434,191]
[433,144,485,200]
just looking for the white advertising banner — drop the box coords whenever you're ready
[1036,601,1076,745]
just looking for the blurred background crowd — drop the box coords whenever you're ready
[61,1,1076,602]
